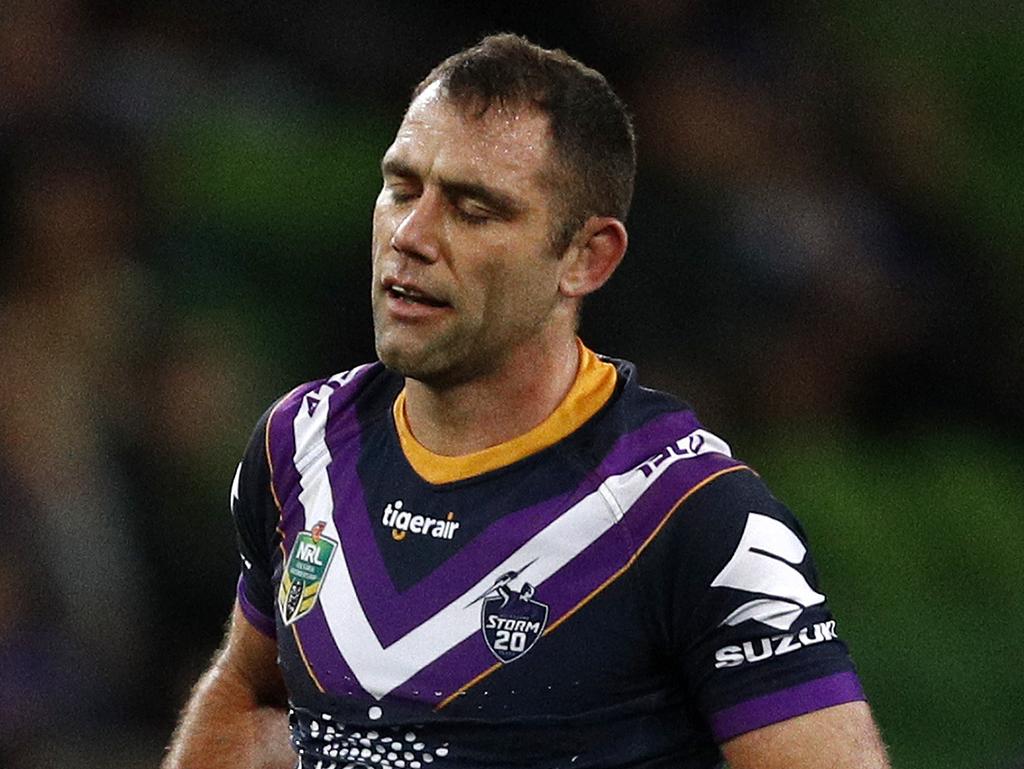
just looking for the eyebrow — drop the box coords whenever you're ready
[381,157,526,219]
[380,157,418,180]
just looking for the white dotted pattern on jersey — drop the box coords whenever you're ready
[292,709,450,769]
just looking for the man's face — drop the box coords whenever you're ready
[371,84,570,386]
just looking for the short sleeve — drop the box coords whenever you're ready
[230,401,283,639]
[642,469,865,743]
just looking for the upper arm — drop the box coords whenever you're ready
[641,469,870,743]
[217,601,288,707]
[162,404,292,769]
[232,401,285,637]
[221,401,287,703]
[722,700,890,769]
[160,603,289,769]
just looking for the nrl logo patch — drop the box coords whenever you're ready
[278,521,337,626]
[473,564,549,663]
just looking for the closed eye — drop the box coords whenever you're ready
[454,203,492,225]
[442,180,522,222]
[389,188,417,203]
[383,178,421,204]
[380,158,422,204]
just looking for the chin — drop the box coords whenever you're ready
[376,335,439,379]
[378,340,483,389]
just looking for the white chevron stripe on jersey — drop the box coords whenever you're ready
[329,364,373,388]
[293,386,733,700]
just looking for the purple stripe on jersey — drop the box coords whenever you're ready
[331,409,711,645]
[709,671,866,742]
[237,575,277,639]
[398,627,498,705]
[268,367,377,553]
[393,438,737,643]
[313,453,739,703]
[267,382,307,554]
[540,455,743,620]
[291,599,361,692]
[395,457,746,705]
[268,370,746,703]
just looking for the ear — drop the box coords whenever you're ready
[558,216,628,298]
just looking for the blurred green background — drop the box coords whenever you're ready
[1,2,1020,768]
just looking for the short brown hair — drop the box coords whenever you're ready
[413,33,636,249]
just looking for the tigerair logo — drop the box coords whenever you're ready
[382,499,460,541]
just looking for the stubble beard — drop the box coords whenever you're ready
[373,308,486,389]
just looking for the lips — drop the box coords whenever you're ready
[382,278,450,308]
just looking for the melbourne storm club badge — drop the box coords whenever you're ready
[278,521,337,626]
[475,563,549,663]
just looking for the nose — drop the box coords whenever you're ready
[390,188,442,263]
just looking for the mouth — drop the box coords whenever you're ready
[382,279,450,308]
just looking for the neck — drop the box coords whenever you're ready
[402,334,581,456]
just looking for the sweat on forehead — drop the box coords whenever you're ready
[398,85,558,182]
[408,82,550,135]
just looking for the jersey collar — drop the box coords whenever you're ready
[392,340,618,484]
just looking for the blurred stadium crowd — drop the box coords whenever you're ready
[0,2,1021,768]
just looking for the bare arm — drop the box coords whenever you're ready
[722,701,890,769]
[162,602,295,769]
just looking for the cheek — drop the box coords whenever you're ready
[481,258,559,322]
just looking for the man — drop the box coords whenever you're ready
[164,34,890,769]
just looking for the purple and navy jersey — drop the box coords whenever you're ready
[231,350,864,769]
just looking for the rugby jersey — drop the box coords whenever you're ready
[232,343,864,768]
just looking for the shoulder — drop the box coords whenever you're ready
[599,354,790,540]
[635,461,834,648]
[576,354,722,476]
[266,361,392,431]
[580,357,762,565]
[257,361,400,496]
[593,355,818,595]
[674,467,799,548]
[624,419,809,583]
[601,355,693,430]
[263,361,400,444]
